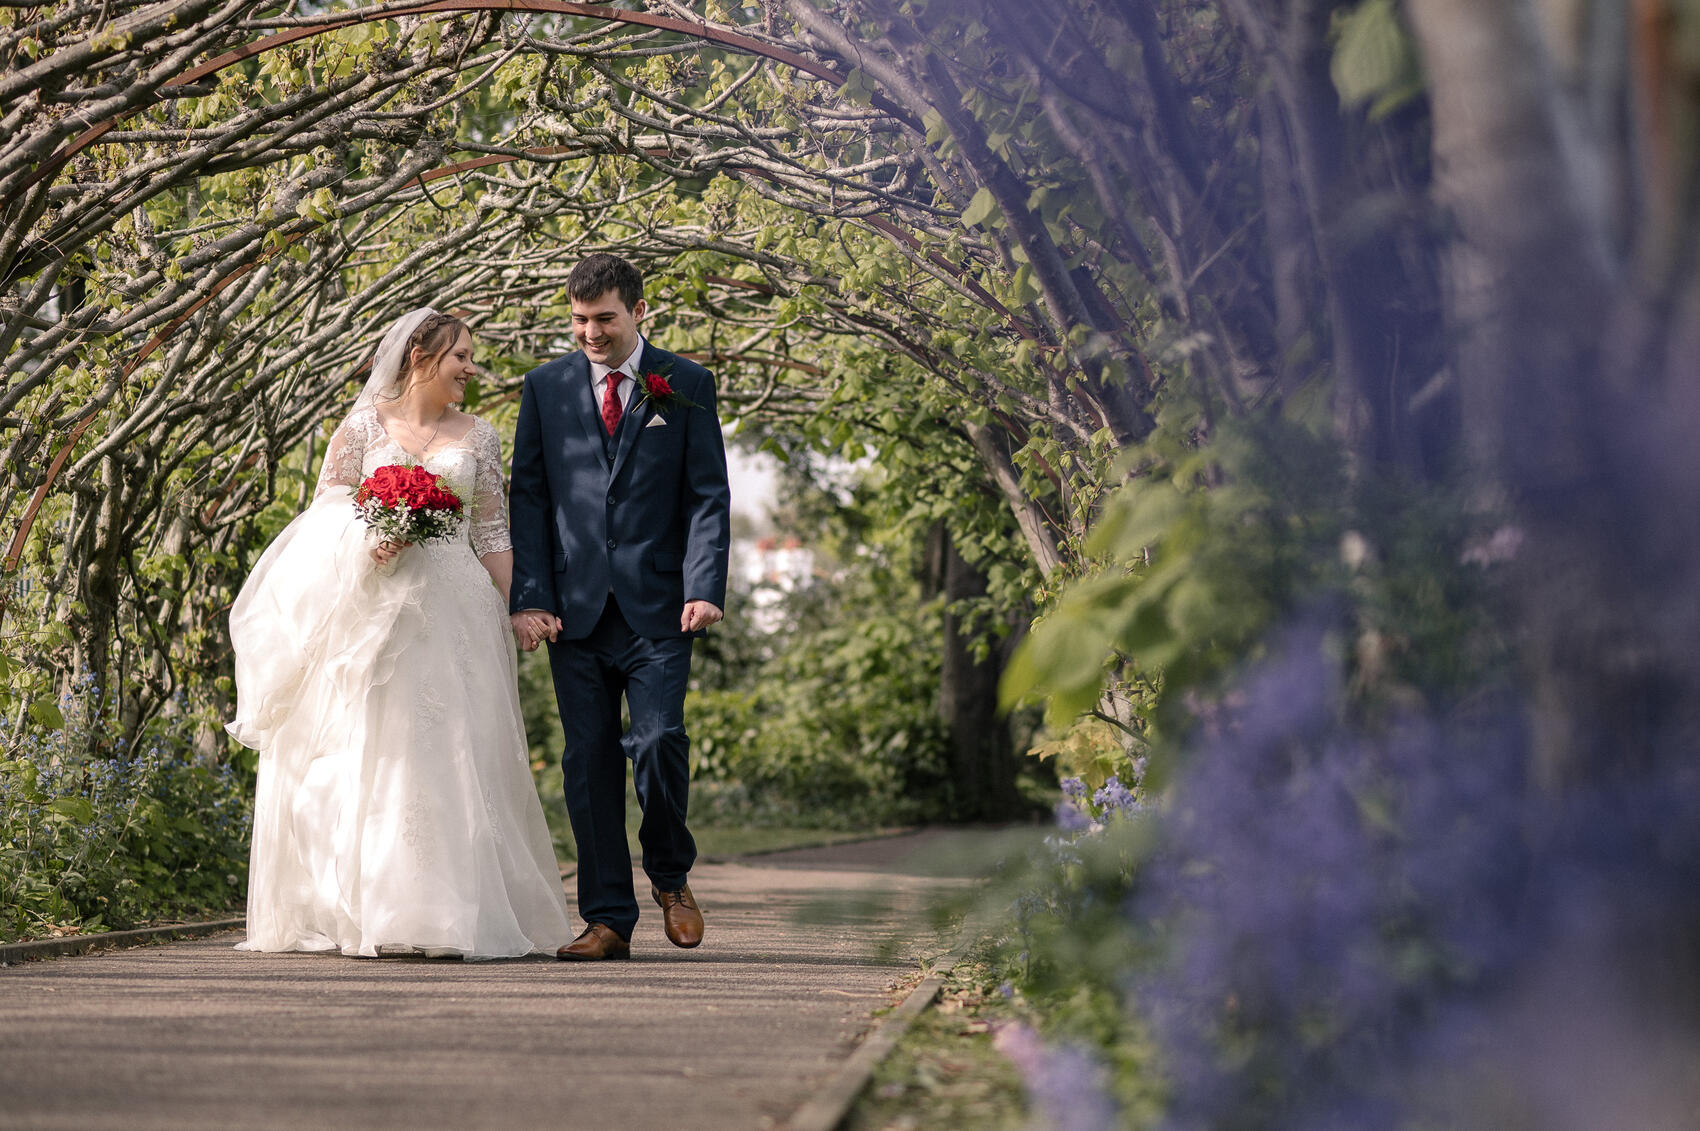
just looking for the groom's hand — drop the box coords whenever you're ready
[510,610,561,652]
[681,600,723,633]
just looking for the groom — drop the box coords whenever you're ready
[508,253,731,961]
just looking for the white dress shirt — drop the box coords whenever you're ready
[590,338,645,414]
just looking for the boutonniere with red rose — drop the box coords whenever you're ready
[635,365,700,416]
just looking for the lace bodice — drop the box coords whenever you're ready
[315,406,513,557]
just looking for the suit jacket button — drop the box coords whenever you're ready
[606,539,617,550]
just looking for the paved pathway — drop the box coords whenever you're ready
[0,830,995,1131]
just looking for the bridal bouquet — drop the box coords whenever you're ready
[353,464,463,545]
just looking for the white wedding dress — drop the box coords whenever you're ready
[227,406,573,958]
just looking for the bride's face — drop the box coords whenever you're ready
[410,327,478,406]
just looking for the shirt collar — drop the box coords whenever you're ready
[590,338,646,386]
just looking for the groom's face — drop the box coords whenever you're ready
[571,290,646,369]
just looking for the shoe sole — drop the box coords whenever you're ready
[555,949,630,961]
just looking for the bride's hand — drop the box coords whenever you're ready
[371,539,407,566]
[510,610,560,652]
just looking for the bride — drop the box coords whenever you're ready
[226,307,573,959]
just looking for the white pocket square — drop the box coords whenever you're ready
[646,415,668,428]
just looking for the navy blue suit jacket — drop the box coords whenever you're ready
[508,343,730,640]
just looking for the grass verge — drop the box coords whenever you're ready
[534,760,901,864]
[845,952,1029,1131]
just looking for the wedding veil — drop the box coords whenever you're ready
[352,306,437,414]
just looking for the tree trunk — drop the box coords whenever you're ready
[1407,0,1692,784]
[927,523,1022,821]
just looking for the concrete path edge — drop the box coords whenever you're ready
[0,917,247,964]
[0,861,580,966]
[784,915,989,1131]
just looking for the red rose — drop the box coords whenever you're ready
[356,465,407,507]
[356,465,461,514]
[353,464,463,548]
[644,373,674,399]
[424,485,460,511]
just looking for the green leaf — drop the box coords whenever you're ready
[1331,0,1422,117]
[839,67,874,107]
[29,696,64,730]
[1087,485,1186,559]
[1001,575,1137,722]
[48,798,96,825]
[1009,264,1040,306]
[960,187,999,229]
[923,109,949,147]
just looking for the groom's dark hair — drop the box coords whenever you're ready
[569,253,644,312]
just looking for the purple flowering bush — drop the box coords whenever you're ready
[1003,610,1700,1128]
[999,768,1159,1121]
[993,1022,1121,1131]
[987,393,1588,1124]
[1133,618,1518,1126]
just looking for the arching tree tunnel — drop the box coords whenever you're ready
[18,8,1700,1114]
[7,0,1698,810]
[7,0,1154,819]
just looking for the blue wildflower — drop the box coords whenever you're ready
[994,1023,1118,1131]
[1053,799,1091,832]
[1092,779,1139,816]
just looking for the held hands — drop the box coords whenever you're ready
[508,604,718,648]
[681,600,723,633]
[511,609,562,652]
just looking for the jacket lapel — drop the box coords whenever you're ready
[564,353,603,452]
[608,342,659,482]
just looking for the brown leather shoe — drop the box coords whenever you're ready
[652,883,704,948]
[556,923,630,962]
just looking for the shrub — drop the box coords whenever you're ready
[687,608,951,827]
[1003,615,1700,1128]
[0,676,251,942]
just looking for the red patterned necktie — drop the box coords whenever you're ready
[601,371,626,436]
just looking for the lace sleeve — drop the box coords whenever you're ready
[468,420,513,557]
[314,410,373,495]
